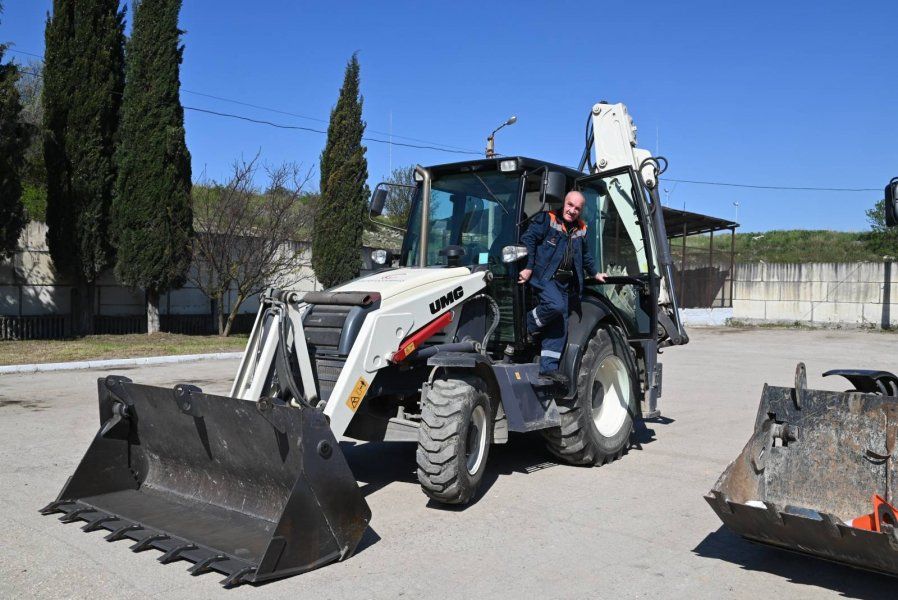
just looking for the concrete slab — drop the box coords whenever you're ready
[2,328,897,599]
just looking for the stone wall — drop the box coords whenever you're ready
[732,262,896,328]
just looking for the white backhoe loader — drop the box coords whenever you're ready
[42,101,688,586]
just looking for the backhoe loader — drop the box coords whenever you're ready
[707,177,898,575]
[41,101,688,587]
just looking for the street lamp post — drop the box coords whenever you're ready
[485,115,517,158]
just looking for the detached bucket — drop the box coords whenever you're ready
[707,364,898,576]
[41,376,370,587]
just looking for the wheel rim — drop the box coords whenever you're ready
[466,405,488,475]
[591,355,631,437]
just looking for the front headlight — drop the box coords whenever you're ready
[371,249,389,265]
[501,245,528,263]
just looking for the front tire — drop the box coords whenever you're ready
[543,326,638,465]
[417,373,493,504]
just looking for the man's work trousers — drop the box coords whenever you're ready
[526,278,573,373]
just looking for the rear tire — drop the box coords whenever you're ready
[417,373,493,504]
[543,325,638,466]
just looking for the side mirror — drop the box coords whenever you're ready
[369,188,387,217]
[501,245,528,264]
[886,178,898,228]
[545,171,566,205]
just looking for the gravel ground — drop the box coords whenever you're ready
[1,327,896,599]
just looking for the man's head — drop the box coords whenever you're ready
[561,191,585,224]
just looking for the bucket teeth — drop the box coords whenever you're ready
[130,534,170,552]
[40,500,74,515]
[221,565,256,588]
[59,507,95,523]
[188,554,228,576]
[82,515,119,532]
[158,543,197,564]
[105,524,143,542]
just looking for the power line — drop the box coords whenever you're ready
[182,89,478,152]
[185,106,481,155]
[664,178,879,193]
[7,48,481,154]
[5,48,44,59]
[11,53,889,189]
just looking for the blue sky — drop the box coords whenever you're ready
[3,0,896,232]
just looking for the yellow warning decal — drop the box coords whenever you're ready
[346,376,369,412]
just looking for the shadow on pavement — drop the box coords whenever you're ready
[694,526,895,600]
[631,415,674,448]
[341,433,568,509]
[342,416,671,512]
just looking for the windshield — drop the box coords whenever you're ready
[402,170,520,267]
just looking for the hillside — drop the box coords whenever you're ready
[682,230,886,264]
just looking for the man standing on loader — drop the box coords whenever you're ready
[518,190,606,386]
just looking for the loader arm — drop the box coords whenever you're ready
[585,101,688,347]
[228,269,490,437]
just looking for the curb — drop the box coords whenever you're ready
[0,351,243,375]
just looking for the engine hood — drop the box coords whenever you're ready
[331,267,473,302]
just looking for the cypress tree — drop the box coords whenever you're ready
[312,53,369,289]
[0,3,29,257]
[112,0,192,334]
[43,0,125,335]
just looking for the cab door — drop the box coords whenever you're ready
[575,168,658,340]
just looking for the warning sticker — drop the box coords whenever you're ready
[346,376,369,412]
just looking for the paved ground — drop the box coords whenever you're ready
[1,327,897,599]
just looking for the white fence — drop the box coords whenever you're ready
[732,262,896,328]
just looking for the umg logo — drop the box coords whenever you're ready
[429,286,464,314]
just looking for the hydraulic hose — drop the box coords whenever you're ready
[272,303,312,408]
[637,158,688,346]
[479,294,501,355]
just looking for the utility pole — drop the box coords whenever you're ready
[733,201,740,223]
[485,115,516,158]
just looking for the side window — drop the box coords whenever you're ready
[580,175,646,276]
[578,171,652,336]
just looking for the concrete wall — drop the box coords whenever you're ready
[0,222,379,318]
[732,262,897,328]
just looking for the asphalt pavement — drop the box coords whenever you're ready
[1,327,896,599]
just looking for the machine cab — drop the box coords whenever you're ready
[393,157,659,350]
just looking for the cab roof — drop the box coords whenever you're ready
[424,156,585,179]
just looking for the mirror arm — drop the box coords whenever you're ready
[368,214,407,233]
[517,166,548,228]
[368,181,411,233]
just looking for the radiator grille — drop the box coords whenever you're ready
[303,305,354,402]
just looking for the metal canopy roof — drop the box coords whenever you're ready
[663,206,739,238]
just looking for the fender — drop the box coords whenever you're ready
[426,354,510,443]
[559,294,618,400]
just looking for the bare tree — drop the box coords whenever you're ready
[191,156,316,336]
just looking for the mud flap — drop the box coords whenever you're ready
[41,376,371,587]
[707,365,898,575]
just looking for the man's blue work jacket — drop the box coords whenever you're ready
[521,210,598,296]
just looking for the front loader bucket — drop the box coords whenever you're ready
[706,364,898,576]
[41,376,370,588]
